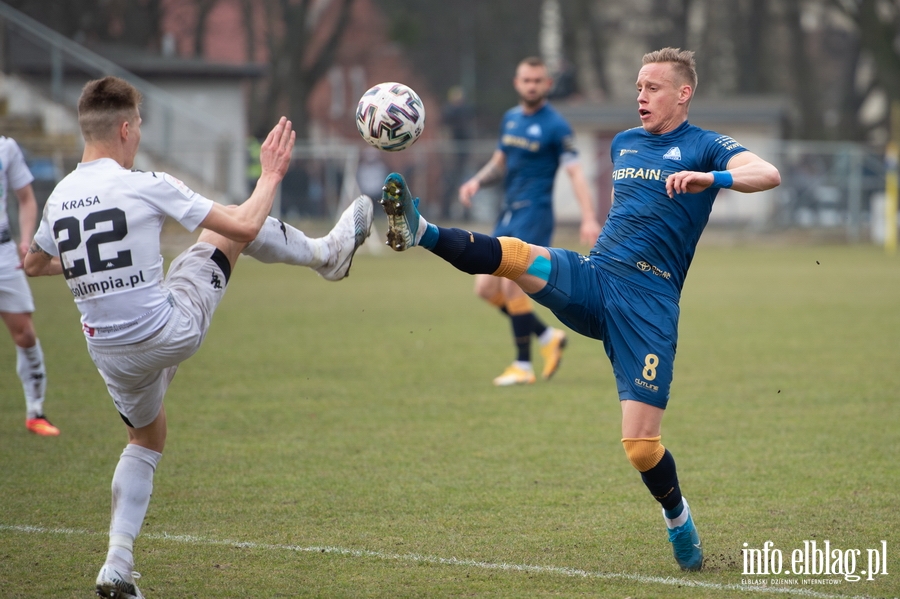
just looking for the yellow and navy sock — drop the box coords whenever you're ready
[426,228,532,283]
[427,227,503,274]
[507,296,534,362]
[623,437,684,518]
[641,449,684,516]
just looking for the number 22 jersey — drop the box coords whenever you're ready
[33,158,214,345]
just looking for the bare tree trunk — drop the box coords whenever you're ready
[194,0,220,58]
[560,0,609,100]
[240,0,263,140]
[241,0,256,63]
[784,0,824,138]
[250,0,287,138]
[244,0,354,139]
[286,0,356,139]
[854,0,900,102]
[732,0,768,94]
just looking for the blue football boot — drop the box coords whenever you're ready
[380,172,422,251]
[667,499,703,571]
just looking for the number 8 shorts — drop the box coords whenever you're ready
[87,242,229,428]
[528,248,679,409]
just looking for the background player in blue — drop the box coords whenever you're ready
[382,48,780,571]
[459,56,600,386]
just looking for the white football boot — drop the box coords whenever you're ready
[95,563,144,599]
[315,195,374,281]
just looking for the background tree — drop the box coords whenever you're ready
[7,0,163,49]
[8,0,900,145]
[558,0,610,100]
[831,0,900,101]
[374,0,543,133]
[247,0,356,139]
[192,0,221,58]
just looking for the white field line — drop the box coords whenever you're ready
[0,524,878,599]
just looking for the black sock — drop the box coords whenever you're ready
[532,314,548,337]
[502,306,548,338]
[640,449,683,513]
[510,313,533,362]
[430,228,502,275]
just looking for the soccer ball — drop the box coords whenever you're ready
[355,82,425,151]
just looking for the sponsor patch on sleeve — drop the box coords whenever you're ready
[162,173,196,198]
[714,135,744,152]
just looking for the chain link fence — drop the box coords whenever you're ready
[276,139,888,244]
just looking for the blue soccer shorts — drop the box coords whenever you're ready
[493,202,554,246]
[528,248,679,409]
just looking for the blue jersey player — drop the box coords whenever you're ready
[382,48,781,571]
[459,57,600,387]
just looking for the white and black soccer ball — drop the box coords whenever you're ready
[355,82,425,152]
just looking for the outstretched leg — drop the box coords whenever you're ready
[199,195,374,281]
[380,173,548,293]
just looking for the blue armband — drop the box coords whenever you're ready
[710,170,733,189]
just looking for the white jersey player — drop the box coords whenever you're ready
[35,162,217,347]
[25,76,374,599]
[0,135,59,436]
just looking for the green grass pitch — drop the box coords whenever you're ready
[1,233,898,598]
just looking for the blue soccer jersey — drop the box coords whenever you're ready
[592,121,747,298]
[494,103,577,245]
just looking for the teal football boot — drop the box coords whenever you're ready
[380,172,421,251]
[667,499,703,571]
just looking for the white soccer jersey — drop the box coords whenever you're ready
[33,158,214,344]
[0,136,35,260]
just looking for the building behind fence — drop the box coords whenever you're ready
[0,2,890,245]
[276,138,888,245]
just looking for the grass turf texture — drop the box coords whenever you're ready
[1,236,898,598]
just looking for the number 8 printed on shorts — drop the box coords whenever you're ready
[642,354,659,381]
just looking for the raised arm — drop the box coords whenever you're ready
[198,117,296,241]
[459,149,506,208]
[665,151,781,198]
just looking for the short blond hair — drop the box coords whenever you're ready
[642,47,697,91]
[518,56,545,70]
[77,76,142,142]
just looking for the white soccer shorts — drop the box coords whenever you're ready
[0,241,35,314]
[87,242,229,428]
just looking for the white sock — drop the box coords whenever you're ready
[538,328,556,346]
[17,340,46,419]
[663,497,690,529]
[513,360,533,371]
[242,216,329,267]
[106,537,135,570]
[107,444,163,567]
[416,215,429,245]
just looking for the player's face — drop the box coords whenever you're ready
[635,62,691,135]
[514,64,551,111]
[123,111,142,169]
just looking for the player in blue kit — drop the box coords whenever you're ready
[459,57,600,386]
[382,48,780,571]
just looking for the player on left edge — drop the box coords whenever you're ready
[0,134,59,436]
